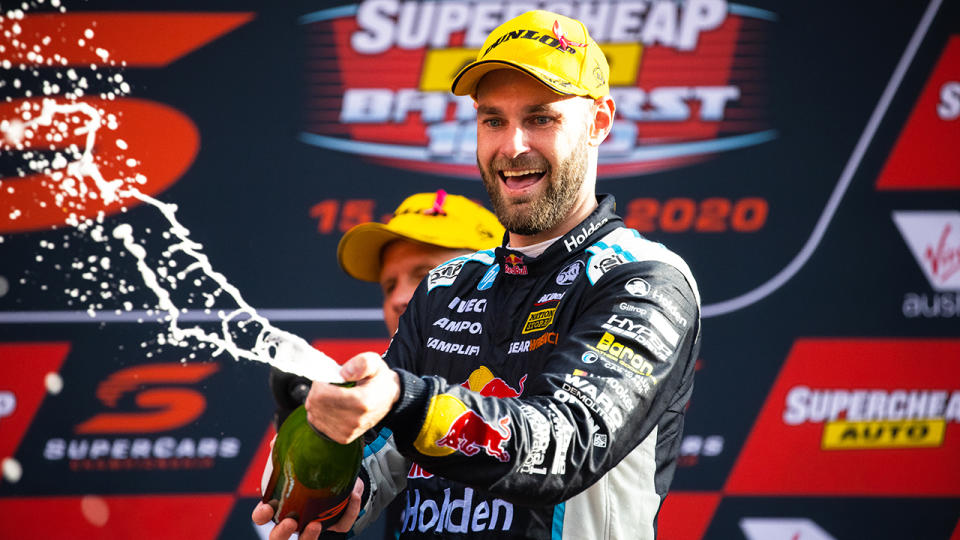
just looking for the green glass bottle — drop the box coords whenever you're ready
[260,403,362,533]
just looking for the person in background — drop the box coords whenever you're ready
[258,9,701,540]
[266,190,503,538]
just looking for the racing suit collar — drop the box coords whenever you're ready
[496,194,621,277]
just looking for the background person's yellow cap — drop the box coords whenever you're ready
[337,190,505,282]
[451,10,609,100]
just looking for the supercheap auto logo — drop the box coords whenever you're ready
[726,339,960,496]
[298,0,776,178]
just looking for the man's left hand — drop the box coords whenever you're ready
[305,352,401,444]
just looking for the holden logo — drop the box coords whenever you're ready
[624,277,651,297]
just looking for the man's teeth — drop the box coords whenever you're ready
[502,169,544,177]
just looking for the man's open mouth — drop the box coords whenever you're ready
[499,169,546,191]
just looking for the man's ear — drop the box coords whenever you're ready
[588,96,616,147]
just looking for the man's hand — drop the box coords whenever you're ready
[252,478,364,540]
[306,352,401,444]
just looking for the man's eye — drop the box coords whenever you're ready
[483,118,502,128]
[532,116,552,125]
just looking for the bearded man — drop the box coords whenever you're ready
[255,10,701,540]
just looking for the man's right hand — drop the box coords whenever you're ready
[252,478,364,540]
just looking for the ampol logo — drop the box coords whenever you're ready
[893,210,960,291]
[298,0,776,178]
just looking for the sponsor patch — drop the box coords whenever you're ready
[477,263,499,291]
[399,487,513,534]
[503,253,528,276]
[535,292,565,305]
[427,258,466,291]
[432,317,483,335]
[518,405,550,475]
[448,296,487,313]
[555,373,624,430]
[425,338,480,356]
[522,308,556,334]
[556,260,584,285]
[563,218,609,252]
[507,332,558,354]
[601,315,675,360]
[625,277,651,296]
[436,410,511,462]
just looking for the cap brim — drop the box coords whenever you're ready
[451,60,589,98]
[337,223,410,283]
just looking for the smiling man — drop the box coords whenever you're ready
[255,10,701,540]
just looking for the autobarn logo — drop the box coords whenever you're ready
[42,362,242,472]
[298,0,775,178]
[784,386,960,449]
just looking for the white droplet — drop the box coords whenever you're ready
[2,457,22,484]
[115,139,127,150]
[84,29,94,39]
[45,372,63,395]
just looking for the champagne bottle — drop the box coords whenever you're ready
[260,403,362,533]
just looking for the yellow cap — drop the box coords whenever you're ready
[451,10,609,100]
[337,190,505,282]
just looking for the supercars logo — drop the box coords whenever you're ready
[298,0,775,178]
[76,363,219,434]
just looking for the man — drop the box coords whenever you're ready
[256,10,701,540]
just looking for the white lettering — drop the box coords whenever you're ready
[783,387,960,424]
[351,0,399,54]
[42,436,241,461]
[401,488,513,533]
[0,391,15,418]
[349,0,729,52]
[937,81,960,120]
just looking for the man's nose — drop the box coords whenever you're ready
[500,126,530,159]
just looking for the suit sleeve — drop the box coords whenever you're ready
[380,261,700,506]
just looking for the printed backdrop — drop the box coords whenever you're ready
[1,0,959,538]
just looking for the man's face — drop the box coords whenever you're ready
[475,69,594,237]
[379,240,470,335]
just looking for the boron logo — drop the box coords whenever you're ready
[298,0,775,178]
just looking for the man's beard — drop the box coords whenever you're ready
[479,136,589,236]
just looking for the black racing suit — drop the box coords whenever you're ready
[352,194,701,539]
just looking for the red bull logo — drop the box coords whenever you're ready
[462,367,526,398]
[436,410,511,462]
[503,254,528,276]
